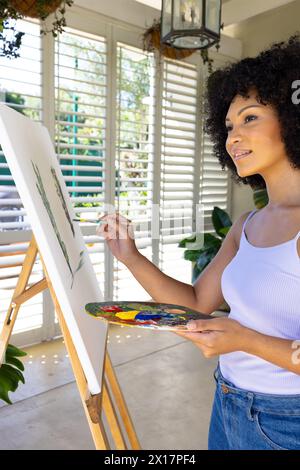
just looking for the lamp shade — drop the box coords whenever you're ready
[161,0,222,49]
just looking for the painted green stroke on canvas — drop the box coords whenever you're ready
[32,161,84,288]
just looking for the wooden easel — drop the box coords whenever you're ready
[0,236,140,450]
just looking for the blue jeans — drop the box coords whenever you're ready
[208,364,300,450]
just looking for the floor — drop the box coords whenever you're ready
[0,320,220,450]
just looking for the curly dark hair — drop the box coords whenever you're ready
[204,34,300,190]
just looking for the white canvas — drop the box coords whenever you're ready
[0,104,107,395]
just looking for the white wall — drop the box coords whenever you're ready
[225,0,300,58]
[231,182,256,221]
[74,0,157,29]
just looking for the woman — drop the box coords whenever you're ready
[97,35,300,450]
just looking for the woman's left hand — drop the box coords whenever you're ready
[176,317,251,358]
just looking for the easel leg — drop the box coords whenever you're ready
[0,238,39,363]
[0,236,140,450]
[45,265,141,449]
[104,353,141,449]
[57,310,110,450]
[41,256,111,450]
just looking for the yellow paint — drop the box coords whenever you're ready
[115,310,140,320]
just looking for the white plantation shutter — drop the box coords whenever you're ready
[55,29,108,295]
[159,59,199,284]
[0,19,42,231]
[199,69,231,234]
[0,20,44,344]
[113,43,155,301]
[200,134,231,233]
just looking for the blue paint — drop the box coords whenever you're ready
[135,310,175,321]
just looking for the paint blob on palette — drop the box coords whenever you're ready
[85,301,214,331]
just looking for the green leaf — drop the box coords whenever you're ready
[253,188,268,209]
[196,247,219,272]
[181,233,222,263]
[0,365,23,387]
[178,234,196,248]
[184,250,203,262]
[0,344,26,404]
[219,226,230,237]
[0,380,12,405]
[202,233,222,249]
[212,207,232,238]
[5,356,24,372]
[1,364,25,385]
[0,368,18,393]
[6,344,27,358]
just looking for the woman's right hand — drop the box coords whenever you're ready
[96,212,140,265]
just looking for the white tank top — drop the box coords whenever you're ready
[219,209,300,394]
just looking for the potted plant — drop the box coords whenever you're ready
[178,188,269,312]
[142,19,195,61]
[179,206,232,314]
[142,19,222,73]
[0,343,27,404]
[0,0,73,58]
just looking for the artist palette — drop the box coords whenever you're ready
[85,301,213,331]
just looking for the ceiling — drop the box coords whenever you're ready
[134,0,297,27]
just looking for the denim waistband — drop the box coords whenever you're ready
[214,363,300,415]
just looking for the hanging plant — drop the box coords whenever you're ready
[10,0,74,36]
[0,0,24,58]
[142,19,195,61]
[142,19,223,74]
[200,46,219,75]
[0,0,74,59]
[0,343,27,404]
